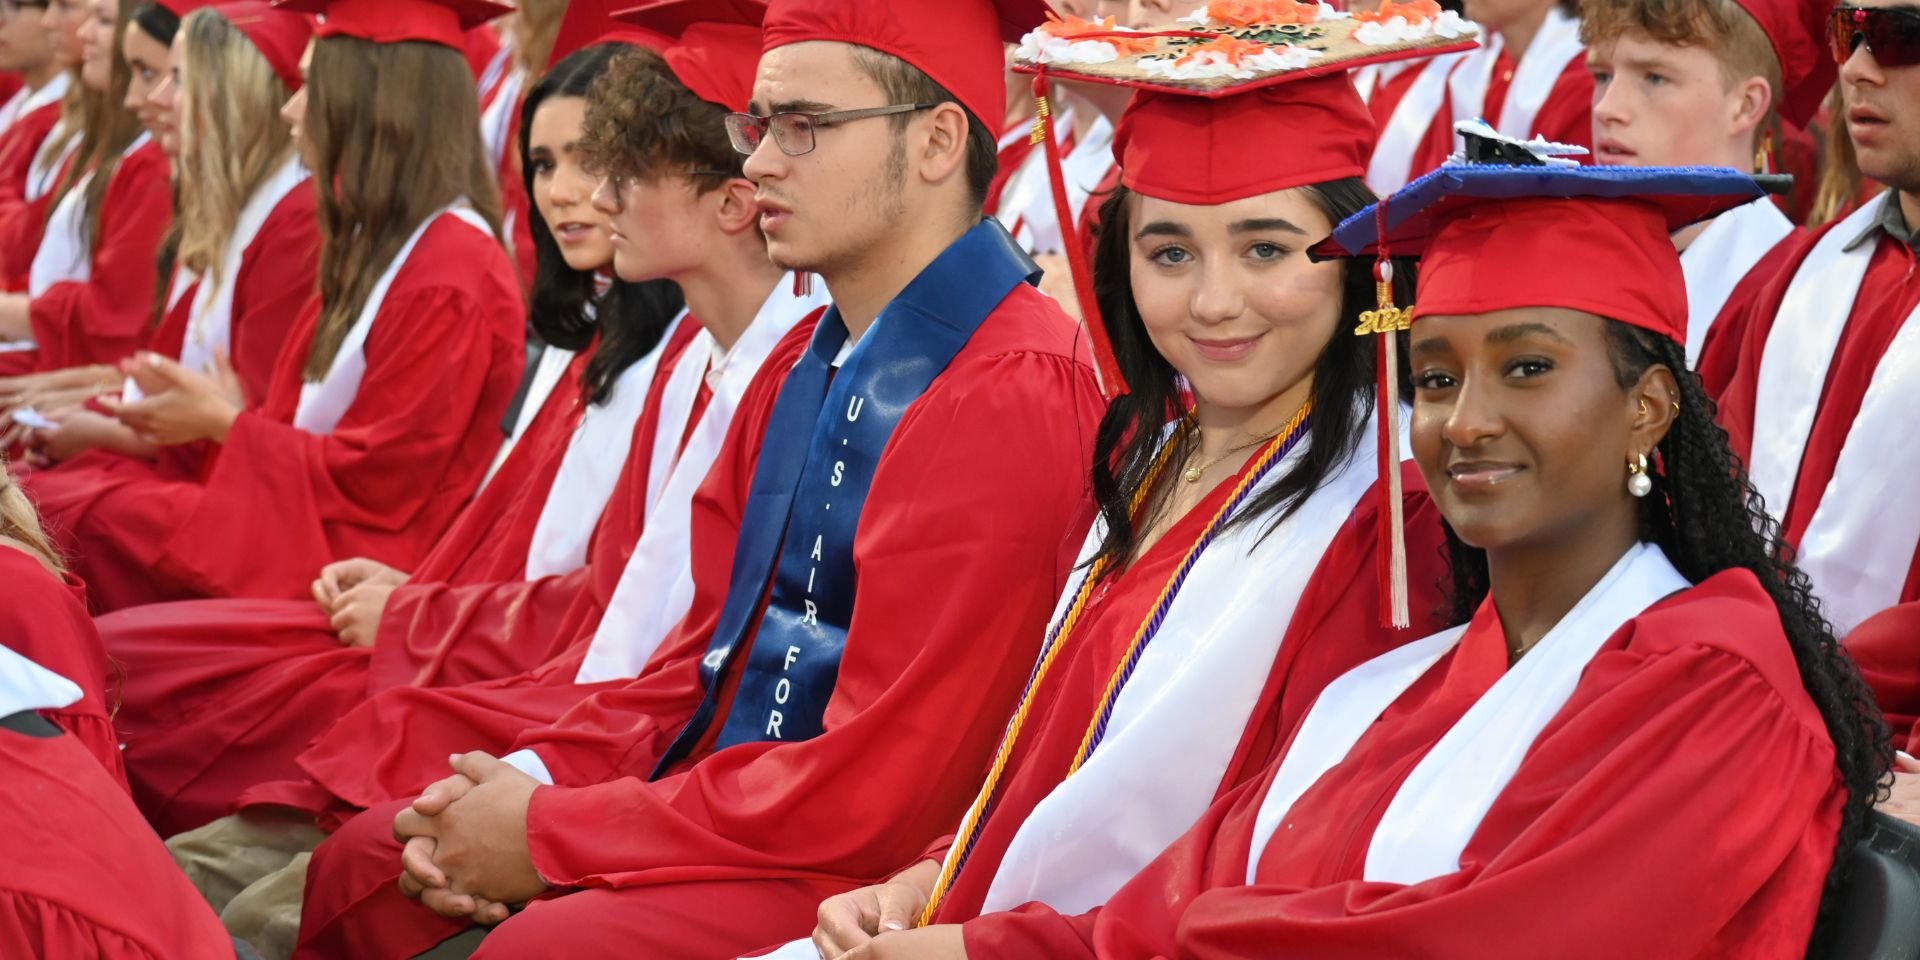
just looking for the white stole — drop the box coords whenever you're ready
[574,277,826,684]
[1751,193,1920,634]
[1246,543,1688,885]
[978,410,1395,916]
[1678,198,1792,366]
[0,642,82,717]
[524,309,689,580]
[180,155,310,377]
[478,65,526,175]
[1366,51,1469,197]
[1444,7,1584,154]
[293,201,491,435]
[29,131,151,298]
[0,73,68,141]
[487,345,578,485]
[26,114,77,204]
[120,267,202,403]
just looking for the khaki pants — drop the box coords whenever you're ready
[168,811,326,960]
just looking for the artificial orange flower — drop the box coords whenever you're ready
[1205,0,1323,27]
[1040,12,1162,54]
[1175,34,1274,66]
[1355,0,1443,24]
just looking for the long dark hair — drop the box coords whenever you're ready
[520,44,683,407]
[1087,178,1415,567]
[1441,322,1891,949]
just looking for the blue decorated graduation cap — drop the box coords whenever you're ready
[1316,124,1784,629]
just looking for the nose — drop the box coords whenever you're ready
[1439,372,1505,451]
[740,131,783,184]
[549,167,588,211]
[1590,71,1628,129]
[1840,36,1884,87]
[1187,261,1246,326]
[589,176,619,216]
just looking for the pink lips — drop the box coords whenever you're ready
[1188,333,1263,362]
[1447,460,1523,492]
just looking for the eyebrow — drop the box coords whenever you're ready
[1229,217,1308,236]
[1410,337,1449,358]
[755,99,835,115]
[1134,220,1191,240]
[1488,322,1574,346]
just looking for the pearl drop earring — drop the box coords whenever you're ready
[1627,453,1652,498]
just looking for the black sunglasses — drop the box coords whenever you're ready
[1829,5,1920,67]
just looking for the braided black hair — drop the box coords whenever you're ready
[1441,320,1891,950]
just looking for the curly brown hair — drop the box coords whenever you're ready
[578,48,740,195]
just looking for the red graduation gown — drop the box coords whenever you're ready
[296,287,1105,959]
[1712,221,1920,603]
[0,100,64,291]
[30,216,524,612]
[1405,52,1595,185]
[963,570,1844,959]
[21,179,321,488]
[104,330,695,837]
[243,326,804,826]
[8,139,173,375]
[1844,601,1920,752]
[0,727,232,959]
[1692,233,1799,400]
[0,547,123,788]
[920,462,1451,926]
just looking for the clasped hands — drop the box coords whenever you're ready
[392,751,550,926]
[310,557,410,647]
[99,351,245,445]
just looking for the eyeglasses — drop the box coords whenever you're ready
[724,103,937,158]
[1829,5,1920,67]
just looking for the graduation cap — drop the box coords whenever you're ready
[1731,0,1836,127]
[272,0,511,50]
[212,1,314,92]
[1003,0,1481,399]
[154,0,221,16]
[1313,123,1783,626]
[761,0,1056,137]
[613,0,766,112]
[547,0,672,69]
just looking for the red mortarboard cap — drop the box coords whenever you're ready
[212,1,314,91]
[156,0,220,16]
[1728,0,1835,127]
[762,0,1056,135]
[549,0,673,69]
[1115,73,1376,205]
[614,0,766,111]
[273,0,512,50]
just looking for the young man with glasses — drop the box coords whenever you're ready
[1713,1,1920,708]
[295,1,1104,957]
[1580,0,1831,375]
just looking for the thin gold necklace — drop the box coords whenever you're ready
[1181,428,1282,484]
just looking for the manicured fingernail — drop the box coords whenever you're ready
[882,921,906,931]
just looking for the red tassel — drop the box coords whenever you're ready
[1364,223,1410,629]
[1033,69,1126,398]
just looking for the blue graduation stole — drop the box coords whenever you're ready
[651,220,1039,777]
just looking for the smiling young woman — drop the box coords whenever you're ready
[927,158,1889,960]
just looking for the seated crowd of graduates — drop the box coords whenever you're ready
[0,0,1917,956]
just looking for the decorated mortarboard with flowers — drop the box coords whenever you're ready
[1312,123,1786,627]
[1012,0,1477,95]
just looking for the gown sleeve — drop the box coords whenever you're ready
[521,352,1103,891]
[226,188,323,407]
[156,284,519,599]
[26,148,171,369]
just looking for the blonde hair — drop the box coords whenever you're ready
[302,35,502,379]
[0,467,65,576]
[509,0,565,76]
[172,7,295,294]
[46,0,147,254]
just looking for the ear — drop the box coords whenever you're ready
[713,176,761,237]
[1729,74,1773,142]
[1627,362,1682,459]
[915,101,971,190]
